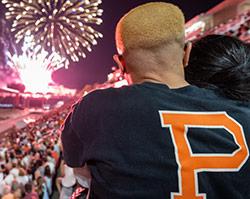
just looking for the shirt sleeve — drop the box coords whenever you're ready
[61,101,87,167]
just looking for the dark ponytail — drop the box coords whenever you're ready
[185,34,250,101]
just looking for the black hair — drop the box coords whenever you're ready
[44,165,51,177]
[185,34,250,101]
[24,183,32,193]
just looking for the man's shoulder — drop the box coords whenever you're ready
[87,87,120,97]
[81,86,134,102]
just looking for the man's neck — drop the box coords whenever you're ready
[130,72,189,89]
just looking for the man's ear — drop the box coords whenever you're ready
[183,42,192,67]
[113,54,126,73]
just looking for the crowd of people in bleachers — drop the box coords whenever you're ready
[211,11,250,41]
[186,10,250,43]
[0,106,70,199]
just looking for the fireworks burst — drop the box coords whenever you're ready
[8,32,66,93]
[3,0,103,64]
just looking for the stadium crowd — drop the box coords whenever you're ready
[186,10,250,42]
[0,106,69,199]
[212,11,250,41]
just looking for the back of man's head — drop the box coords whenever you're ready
[115,2,186,81]
[115,2,185,55]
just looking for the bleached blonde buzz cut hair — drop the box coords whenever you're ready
[115,2,185,55]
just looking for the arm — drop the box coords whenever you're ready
[61,100,87,168]
[73,164,91,188]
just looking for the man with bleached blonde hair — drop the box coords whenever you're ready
[113,2,191,88]
[62,2,250,199]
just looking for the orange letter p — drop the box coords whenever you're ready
[159,111,249,199]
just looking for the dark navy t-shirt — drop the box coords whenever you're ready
[61,82,250,199]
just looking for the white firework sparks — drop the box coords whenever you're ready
[8,31,66,93]
[3,0,103,63]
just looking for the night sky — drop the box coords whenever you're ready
[0,0,224,89]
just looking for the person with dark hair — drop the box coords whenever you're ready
[61,2,250,199]
[34,159,44,180]
[35,176,49,199]
[44,165,52,196]
[185,34,250,101]
[24,183,39,199]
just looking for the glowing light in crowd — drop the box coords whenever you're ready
[8,32,66,93]
[3,0,103,63]
[185,21,206,35]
